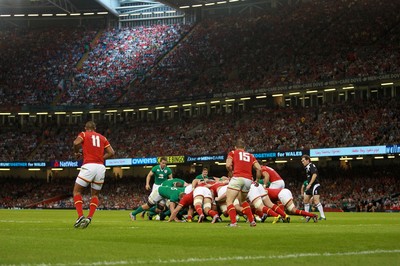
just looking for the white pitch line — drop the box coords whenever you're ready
[1,249,399,266]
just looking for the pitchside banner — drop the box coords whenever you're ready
[105,158,132,167]
[0,161,47,168]
[310,146,386,157]
[185,155,226,162]
[51,160,82,168]
[132,157,158,165]
[386,144,400,154]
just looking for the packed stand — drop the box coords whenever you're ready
[61,24,192,105]
[2,97,400,161]
[0,26,98,108]
[120,0,400,104]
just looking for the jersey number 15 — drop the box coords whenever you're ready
[238,151,251,162]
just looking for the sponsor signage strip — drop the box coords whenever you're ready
[310,146,386,157]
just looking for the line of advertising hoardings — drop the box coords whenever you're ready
[0,145,397,168]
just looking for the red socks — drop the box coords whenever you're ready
[88,196,99,219]
[227,204,237,224]
[195,204,204,216]
[73,194,83,217]
[242,202,254,223]
[272,204,288,218]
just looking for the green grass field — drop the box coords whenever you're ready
[0,210,399,266]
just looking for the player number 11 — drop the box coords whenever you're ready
[91,135,100,147]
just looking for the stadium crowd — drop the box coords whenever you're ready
[1,0,400,107]
[0,97,399,161]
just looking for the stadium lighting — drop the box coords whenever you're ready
[324,88,336,92]
[381,82,393,86]
[256,95,267,99]
[240,97,251,100]
[121,167,130,169]
[106,110,117,113]
[388,155,395,159]
[310,157,319,161]
[169,105,178,108]
[28,168,41,171]
[42,14,53,17]
[210,100,220,103]
[153,11,164,14]
[54,112,66,115]
[36,112,48,115]
[123,109,134,112]
[70,13,81,16]
[28,14,39,17]
[217,1,227,4]
[179,6,190,9]
[225,99,235,102]
[356,156,363,160]
[155,106,165,110]
[215,162,226,165]
[196,102,206,105]
[289,92,300,95]
[56,14,67,16]
[275,160,287,164]
[0,113,11,115]
[14,14,25,17]
[0,168,10,171]
[142,12,152,15]
[0,14,11,17]
[229,0,240,2]
[339,157,353,161]
[182,103,192,107]
[374,156,384,159]
[139,108,149,111]
[72,111,83,114]
[51,168,63,171]
[83,13,95,15]
[89,110,101,114]
[205,3,216,6]
[272,94,283,97]
[18,112,30,115]
[306,90,318,94]
[343,86,354,90]
[192,4,203,7]
[97,12,108,15]
[165,11,176,13]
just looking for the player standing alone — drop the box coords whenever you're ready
[301,154,326,221]
[72,121,115,229]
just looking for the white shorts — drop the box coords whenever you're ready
[193,186,212,199]
[76,163,106,190]
[278,188,293,206]
[228,177,252,193]
[269,180,285,189]
[148,184,163,205]
[247,183,267,203]
[217,185,228,200]
[184,184,193,194]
